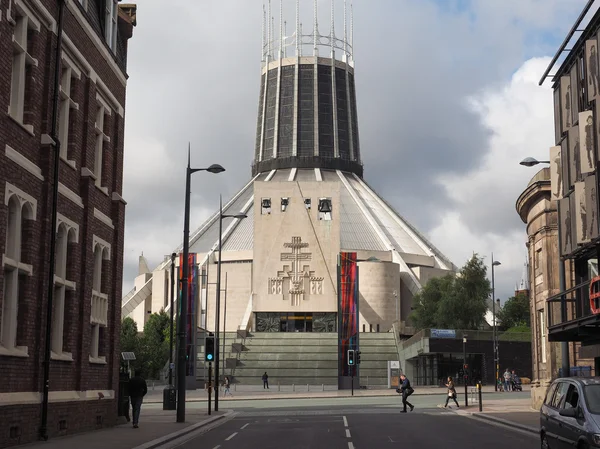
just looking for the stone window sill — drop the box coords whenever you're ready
[0,345,29,358]
[51,351,74,362]
[60,155,76,171]
[6,112,34,137]
[95,184,109,197]
[89,356,107,365]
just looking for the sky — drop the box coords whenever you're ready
[121,0,590,304]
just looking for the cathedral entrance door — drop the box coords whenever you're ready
[280,313,313,332]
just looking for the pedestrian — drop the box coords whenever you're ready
[398,374,414,413]
[444,376,459,408]
[128,369,147,429]
[262,372,269,389]
[503,369,512,392]
[224,376,232,396]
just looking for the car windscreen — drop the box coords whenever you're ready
[584,385,600,414]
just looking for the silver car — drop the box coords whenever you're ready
[540,377,600,448]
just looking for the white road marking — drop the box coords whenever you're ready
[346,429,351,438]
[212,446,221,449]
[241,423,250,429]
[348,442,355,449]
[343,416,348,427]
[225,432,238,441]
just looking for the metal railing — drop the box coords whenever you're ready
[547,280,592,329]
[400,329,530,348]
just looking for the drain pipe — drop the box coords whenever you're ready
[40,0,65,440]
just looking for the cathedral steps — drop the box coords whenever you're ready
[194,331,400,387]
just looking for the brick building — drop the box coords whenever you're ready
[0,1,136,446]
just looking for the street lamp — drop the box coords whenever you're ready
[519,157,550,167]
[214,195,247,412]
[520,157,569,377]
[463,335,468,407]
[177,148,225,424]
[491,255,501,391]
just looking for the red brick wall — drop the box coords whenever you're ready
[0,1,133,447]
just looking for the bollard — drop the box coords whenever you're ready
[478,381,483,412]
[293,384,295,392]
[307,384,309,392]
[278,383,280,392]
[234,383,237,392]
[322,384,324,392]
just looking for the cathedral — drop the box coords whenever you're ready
[122,0,455,352]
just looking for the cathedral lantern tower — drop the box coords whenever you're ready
[253,0,363,177]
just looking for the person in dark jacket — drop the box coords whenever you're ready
[128,369,148,428]
[399,374,414,413]
[262,372,269,389]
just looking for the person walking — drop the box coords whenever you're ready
[128,369,148,429]
[224,376,232,397]
[503,369,512,392]
[444,376,459,408]
[398,374,414,413]
[262,372,269,389]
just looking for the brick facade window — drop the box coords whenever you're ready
[1,184,37,357]
[104,0,118,51]
[93,100,111,191]
[9,6,39,132]
[58,61,80,163]
[90,236,110,364]
[51,216,79,361]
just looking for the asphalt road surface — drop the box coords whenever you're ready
[170,407,538,449]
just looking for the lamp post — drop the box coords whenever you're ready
[214,195,247,412]
[169,252,176,386]
[177,149,225,424]
[520,157,569,377]
[463,335,468,407]
[491,255,501,391]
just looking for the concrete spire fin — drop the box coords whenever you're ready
[279,0,284,60]
[313,0,318,56]
[138,253,151,275]
[262,3,266,62]
[295,0,300,56]
[330,0,335,58]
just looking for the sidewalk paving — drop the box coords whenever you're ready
[446,397,539,434]
[17,409,233,449]
[144,384,524,403]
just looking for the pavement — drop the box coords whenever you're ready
[446,395,540,435]
[144,383,515,403]
[17,408,233,449]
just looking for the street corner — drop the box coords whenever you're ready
[131,409,237,449]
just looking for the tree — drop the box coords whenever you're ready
[137,310,171,379]
[409,274,454,330]
[120,317,139,354]
[410,254,491,331]
[497,293,530,330]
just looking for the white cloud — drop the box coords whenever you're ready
[430,57,555,300]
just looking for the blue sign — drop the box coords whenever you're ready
[431,329,456,339]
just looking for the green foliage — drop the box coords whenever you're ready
[497,293,530,330]
[410,254,491,331]
[120,317,139,353]
[498,326,532,342]
[120,311,172,379]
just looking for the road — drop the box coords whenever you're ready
[166,404,537,449]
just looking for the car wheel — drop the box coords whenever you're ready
[541,433,550,449]
[578,442,589,449]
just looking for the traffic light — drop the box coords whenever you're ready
[357,351,362,364]
[347,349,355,365]
[205,334,215,362]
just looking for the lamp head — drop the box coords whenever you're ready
[493,261,501,267]
[519,157,540,167]
[206,164,226,174]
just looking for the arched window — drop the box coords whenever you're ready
[51,217,78,360]
[90,236,111,363]
[1,185,37,355]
